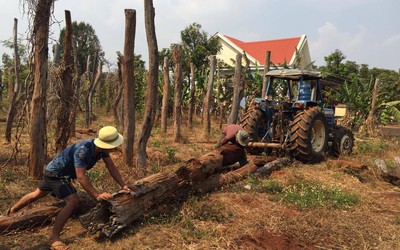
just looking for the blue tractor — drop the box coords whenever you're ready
[240,69,354,163]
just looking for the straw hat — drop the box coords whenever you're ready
[236,130,250,147]
[94,126,124,149]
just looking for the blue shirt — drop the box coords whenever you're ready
[45,139,109,179]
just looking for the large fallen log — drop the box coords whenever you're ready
[0,205,62,234]
[80,145,279,238]
[0,144,279,236]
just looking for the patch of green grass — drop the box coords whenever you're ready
[150,139,167,148]
[244,175,284,194]
[280,177,360,210]
[149,163,160,174]
[165,146,177,160]
[356,139,386,154]
[260,180,285,194]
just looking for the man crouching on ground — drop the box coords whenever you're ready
[214,124,250,167]
[7,126,130,250]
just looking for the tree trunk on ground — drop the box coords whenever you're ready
[0,150,280,236]
[203,55,216,138]
[55,10,74,153]
[161,57,170,133]
[79,150,277,238]
[29,0,53,178]
[360,78,380,136]
[261,50,271,99]
[188,63,195,130]
[228,53,242,124]
[172,44,183,142]
[5,18,22,143]
[121,10,136,167]
[0,205,62,233]
[136,0,159,171]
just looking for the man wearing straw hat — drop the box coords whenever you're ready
[214,124,250,167]
[6,126,129,250]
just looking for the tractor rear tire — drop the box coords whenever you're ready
[332,126,354,157]
[240,106,265,142]
[288,107,328,163]
[240,104,267,155]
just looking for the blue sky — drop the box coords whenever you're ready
[0,0,399,71]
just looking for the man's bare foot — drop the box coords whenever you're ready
[48,240,70,250]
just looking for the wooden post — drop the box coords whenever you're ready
[136,0,159,170]
[55,10,74,153]
[29,0,53,178]
[161,57,170,133]
[188,63,195,130]
[172,44,183,142]
[228,53,242,124]
[203,55,216,138]
[261,50,271,99]
[122,9,136,167]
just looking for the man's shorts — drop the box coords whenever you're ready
[38,176,77,199]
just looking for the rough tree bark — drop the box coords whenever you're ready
[203,55,216,138]
[361,78,380,136]
[161,57,170,133]
[70,30,81,138]
[5,18,21,143]
[55,10,74,153]
[136,0,159,170]
[113,55,123,127]
[88,62,102,124]
[29,0,53,178]
[0,69,2,106]
[188,63,195,130]
[228,53,242,124]
[84,51,99,128]
[172,44,183,142]
[121,10,136,167]
[261,50,271,99]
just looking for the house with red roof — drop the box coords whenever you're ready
[214,32,312,71]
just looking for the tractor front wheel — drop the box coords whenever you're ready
[332,126,354,157]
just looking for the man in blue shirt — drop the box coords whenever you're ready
[7,126,129,250]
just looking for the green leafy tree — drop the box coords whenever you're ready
[320,49,400,128]
[180,22,222,103]
[57,21,105,74]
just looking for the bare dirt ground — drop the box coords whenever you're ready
[0,113,399,250]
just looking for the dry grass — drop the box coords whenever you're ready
[1,109,400,249]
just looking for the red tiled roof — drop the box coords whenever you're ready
[224,35,301,65]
